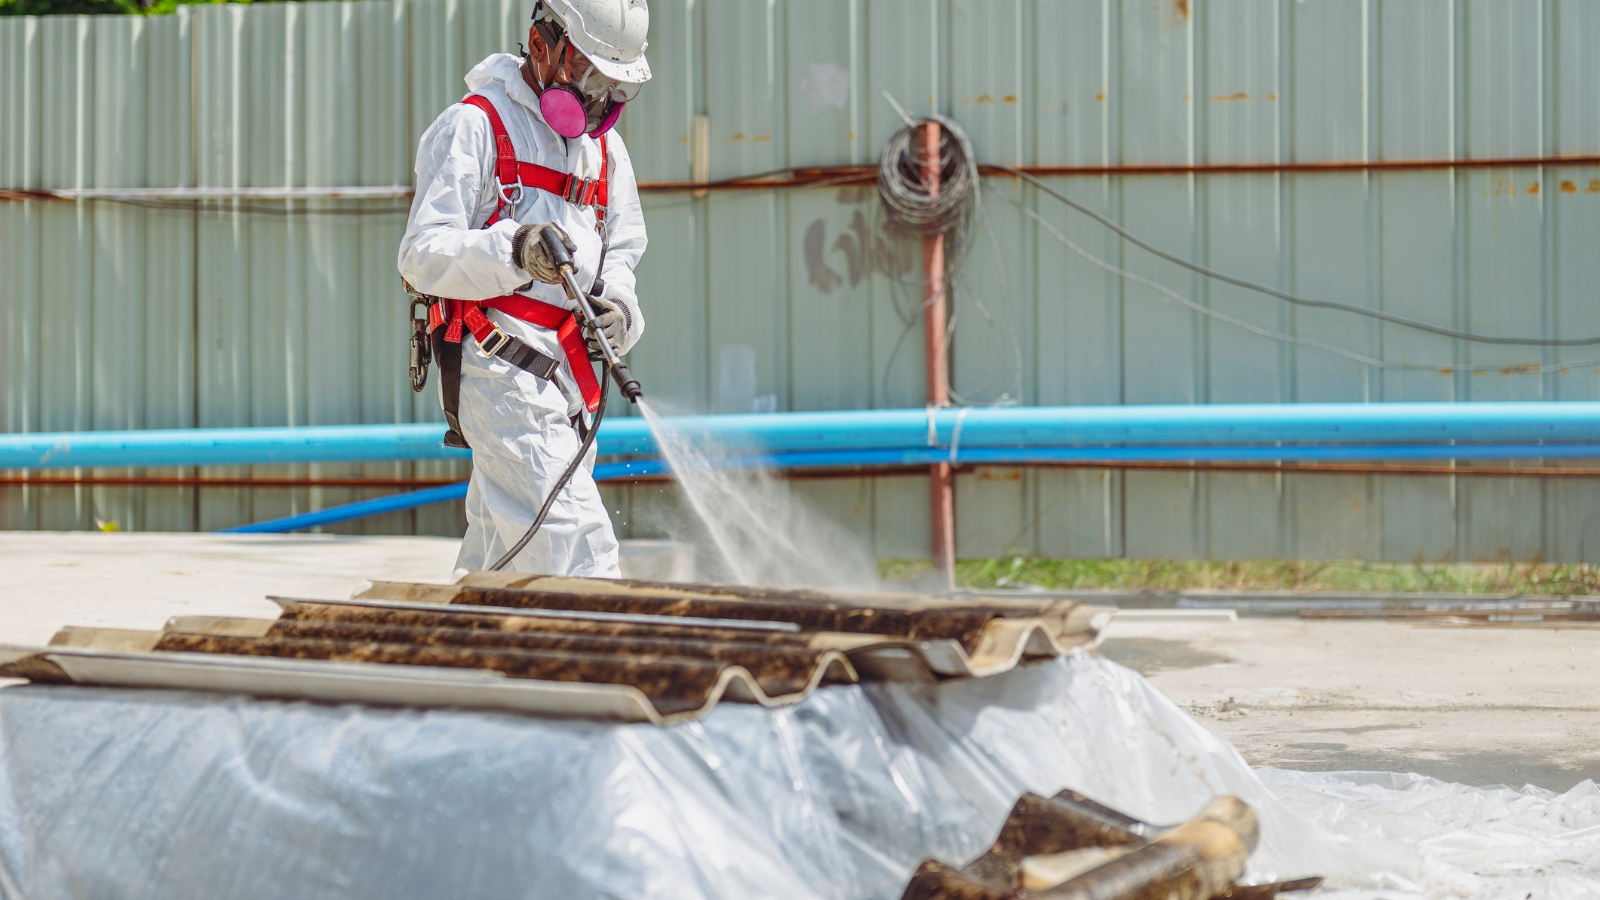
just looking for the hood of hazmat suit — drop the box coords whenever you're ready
[397,52,648,577]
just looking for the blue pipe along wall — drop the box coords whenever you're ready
[2,403,1597,533]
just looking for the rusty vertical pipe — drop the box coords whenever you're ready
[921,121,956,586]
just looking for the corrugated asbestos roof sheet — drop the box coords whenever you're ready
[0,574,1112,724]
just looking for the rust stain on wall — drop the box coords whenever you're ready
[976,467,1023,483]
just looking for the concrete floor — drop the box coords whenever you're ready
[1,532,1595,792]
[0,532,459,646]
[1100,616,1600,791]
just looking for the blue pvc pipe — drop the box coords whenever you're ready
[605,443,1600,472]
[10,403,1600,472]
[218,442,1600,532]
[0,423,469,471]
[218,482,470,533]
[596,403,1600,456]
[220,459,658,533]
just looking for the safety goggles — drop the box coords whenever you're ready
[541,26,644,105]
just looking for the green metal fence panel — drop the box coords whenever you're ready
[3,0,1599,562]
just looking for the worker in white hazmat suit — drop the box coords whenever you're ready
[398,0,650,577]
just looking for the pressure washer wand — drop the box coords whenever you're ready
[539,228,643,403]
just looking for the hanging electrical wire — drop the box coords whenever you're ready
[944,196,1024,406]
[876,104,1029,406]
[993,164,1600,347]
[999,186,1600,374]
[871,108,1592,398]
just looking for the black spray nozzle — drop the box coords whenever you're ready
[610,360,643,402]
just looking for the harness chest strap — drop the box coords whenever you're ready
[461,94,609,229]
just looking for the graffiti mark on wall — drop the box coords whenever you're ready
[803,211,914,295]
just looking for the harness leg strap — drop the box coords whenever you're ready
[429,324,471,450]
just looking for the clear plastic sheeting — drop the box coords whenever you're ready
[0,653,1509,899]
[1260,769,1600,900]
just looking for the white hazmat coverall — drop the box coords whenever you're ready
[398,53,647,577]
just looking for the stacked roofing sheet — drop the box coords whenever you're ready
[0,574,1112,724]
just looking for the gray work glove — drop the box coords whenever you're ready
[511,222,575,285]
[583,294,629,354]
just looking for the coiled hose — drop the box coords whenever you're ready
[875,113,980,249]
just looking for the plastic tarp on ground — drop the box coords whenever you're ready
[0,654,1595,899]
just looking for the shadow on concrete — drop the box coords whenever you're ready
[1098,637,1234,675]
[1261,747,1599,793]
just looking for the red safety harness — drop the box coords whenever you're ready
[428,93,609,449]
[461,94,609,230]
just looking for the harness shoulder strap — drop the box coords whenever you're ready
[595,134,609,226]
[461,94,519,227]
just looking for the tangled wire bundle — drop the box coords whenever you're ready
[876,114,980,252]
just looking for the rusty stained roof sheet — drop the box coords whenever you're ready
[0,574,1112,724]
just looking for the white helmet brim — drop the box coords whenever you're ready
[542,0,652,86]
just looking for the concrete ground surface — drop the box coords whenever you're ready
[0,532,460,646]
[1100,615,1600,791]
[0,532,1594,792]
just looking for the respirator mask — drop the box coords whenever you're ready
[530,19,642,138]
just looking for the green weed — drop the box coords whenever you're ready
[880,557,1600,595]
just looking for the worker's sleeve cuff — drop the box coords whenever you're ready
[485,219,526,284]
[603,288,644,355]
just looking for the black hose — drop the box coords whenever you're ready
[488,365,611,572]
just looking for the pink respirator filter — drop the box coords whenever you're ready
[540,85,591,138]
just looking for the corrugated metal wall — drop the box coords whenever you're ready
[4,0,1600,562]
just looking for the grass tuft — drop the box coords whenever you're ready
[879,557,1600,595]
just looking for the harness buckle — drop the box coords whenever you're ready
[478,324,512,358]
[498,179,525,207]
[564,175,593,207]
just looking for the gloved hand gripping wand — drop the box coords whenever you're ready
[538,227,643,403]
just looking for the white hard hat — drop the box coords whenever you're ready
[538,0,651,85]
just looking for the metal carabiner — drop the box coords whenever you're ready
[408,296,432,393]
